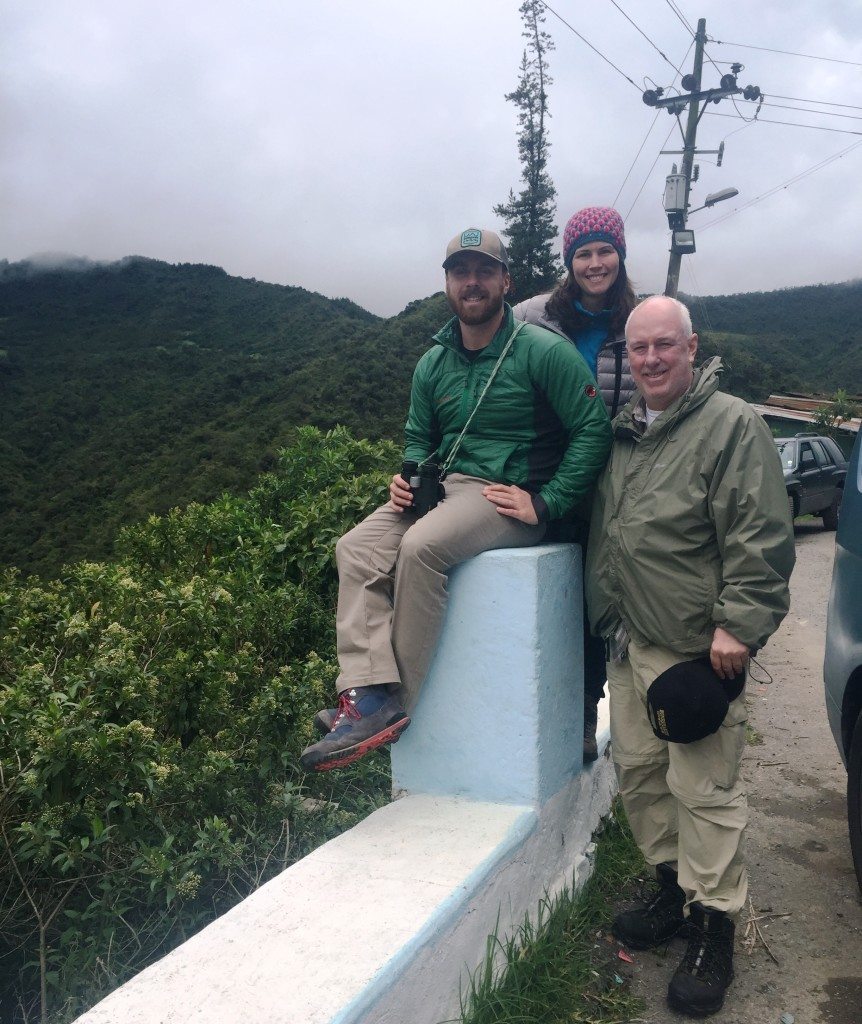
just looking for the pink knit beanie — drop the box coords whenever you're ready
[562,207,626,267]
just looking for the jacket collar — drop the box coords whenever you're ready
[433,303,515,357]
[523,295,624,349]
[614,357,723,438]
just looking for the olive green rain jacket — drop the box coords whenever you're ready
[403,305,612,522]
[586,358,795,653]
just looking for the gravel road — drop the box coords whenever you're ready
[621,523,862,1024]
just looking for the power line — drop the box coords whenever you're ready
[761,100,862,122]
[661,2,726,86]
[624,122,676,220]
[698,140,862,231]
[704,110,862,135]
[730,95,760,124]
[663,0,695,37]
[538,1,641,90]
[682,259,713,332]
[769,94,862,112]
[613,40,694,207]
[707,37,862,67]
[607,0,682,74]
[613,110,662,207]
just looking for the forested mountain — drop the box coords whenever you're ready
[0,257,446,575]
[684,281,862,400]
[1,257,859,577]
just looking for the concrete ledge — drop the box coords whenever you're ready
[76,744,614,1024]
[75,544,617,1024]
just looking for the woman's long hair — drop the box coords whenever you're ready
[543,260,636,340]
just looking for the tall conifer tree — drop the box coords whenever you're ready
[494,0,561,298]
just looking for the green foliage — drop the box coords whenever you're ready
[494,0,562,298]
[812,389,860,439]
[0,427,397,1023]
[685,281,862,402]
[460,800,646,1024]
[2,254,861,580]
[0,258,442,578]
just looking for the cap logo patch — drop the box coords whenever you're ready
[460,229,482,247]
[585,383,597,398]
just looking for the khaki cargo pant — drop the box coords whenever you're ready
[335,474,545,710]
[607,640,748,916]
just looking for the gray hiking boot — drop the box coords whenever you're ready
[300,686,410,772]
[313,707,337,735]
[313,704,406,742]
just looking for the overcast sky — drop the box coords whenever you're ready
[2,0,861,316]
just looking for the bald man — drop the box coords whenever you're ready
[586,295,795,1017]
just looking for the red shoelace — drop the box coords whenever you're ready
[333,691,362,727]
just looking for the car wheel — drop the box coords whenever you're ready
[787,493,796,522]
[822,490,841,531]
[849,707,862,894]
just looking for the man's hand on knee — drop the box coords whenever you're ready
[710,626,749,679]
[389,473,413,512]
[482,483,539,525]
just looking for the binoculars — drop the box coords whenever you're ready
[401,460,445,517]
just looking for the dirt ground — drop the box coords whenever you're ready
[618,523,862,1024]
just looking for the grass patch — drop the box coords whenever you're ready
[745,722,764,746]
[457,799,647,1024]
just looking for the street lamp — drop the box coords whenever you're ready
[688,187,739,215]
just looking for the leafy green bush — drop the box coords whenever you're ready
[0,427,399,1023]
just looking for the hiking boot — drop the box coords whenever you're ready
[612,862,687,949]
[300,686,410,772]
[313,708,337,735]
[313,705,408,743]
[667,902,735,1017]
[313,695,411,739]
[583,695,599,762]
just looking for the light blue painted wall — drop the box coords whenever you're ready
[392,543,584,805]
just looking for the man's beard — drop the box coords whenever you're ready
[447,291,504,326]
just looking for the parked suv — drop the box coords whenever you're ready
[824,427,862,892]
[774,433,847,529]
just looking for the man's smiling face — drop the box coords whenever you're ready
[626,297,698,411]
[444,253,510,326]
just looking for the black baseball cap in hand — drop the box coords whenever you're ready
[647,658,746,744]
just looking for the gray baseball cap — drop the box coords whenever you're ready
[442,228,509,270]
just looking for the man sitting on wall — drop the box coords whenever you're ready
[300,227,613,772]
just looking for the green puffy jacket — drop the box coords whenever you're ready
[586,358,795,653]
[403,305,612,521]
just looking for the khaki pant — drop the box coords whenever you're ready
[335,474,545,710]
[607,641,748,916]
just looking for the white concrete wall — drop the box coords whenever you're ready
[74,544,615,1024]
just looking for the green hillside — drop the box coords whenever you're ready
[1,257,859,578]
[686,280,862,399]
[0,257,445,575]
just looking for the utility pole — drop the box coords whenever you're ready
[665,19,706,298]
[641,18,761,297]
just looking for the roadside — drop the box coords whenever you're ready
[622,524,862,1023]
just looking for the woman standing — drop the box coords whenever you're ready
[513,206,636,761]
